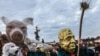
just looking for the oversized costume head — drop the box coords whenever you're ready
[58,28,76,53]
[1,17,33,47]
[6,20,27,43]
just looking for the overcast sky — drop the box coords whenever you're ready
[0,0,100,42]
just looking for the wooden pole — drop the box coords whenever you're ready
[77,1,89,56]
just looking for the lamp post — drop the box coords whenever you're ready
[77,0,90,56]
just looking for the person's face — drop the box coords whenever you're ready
[39,47,45,52]
[59,28,76,53]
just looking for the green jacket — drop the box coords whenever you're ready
[57,46,94,56]
[27,51,46,56]
[27,51,36,56]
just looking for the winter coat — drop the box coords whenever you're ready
[27,51,46,56]
[57,46,95,56]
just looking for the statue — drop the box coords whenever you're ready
[34,26,40,41]
[42,39,44,43]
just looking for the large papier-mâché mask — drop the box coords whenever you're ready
[1,17,33,44]
[58,28,76,53]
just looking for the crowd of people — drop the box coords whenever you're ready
[0,18,100,56]
[20,28,100,56]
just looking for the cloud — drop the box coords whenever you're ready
[0,0,100,42]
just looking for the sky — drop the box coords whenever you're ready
[0,0,100,42]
